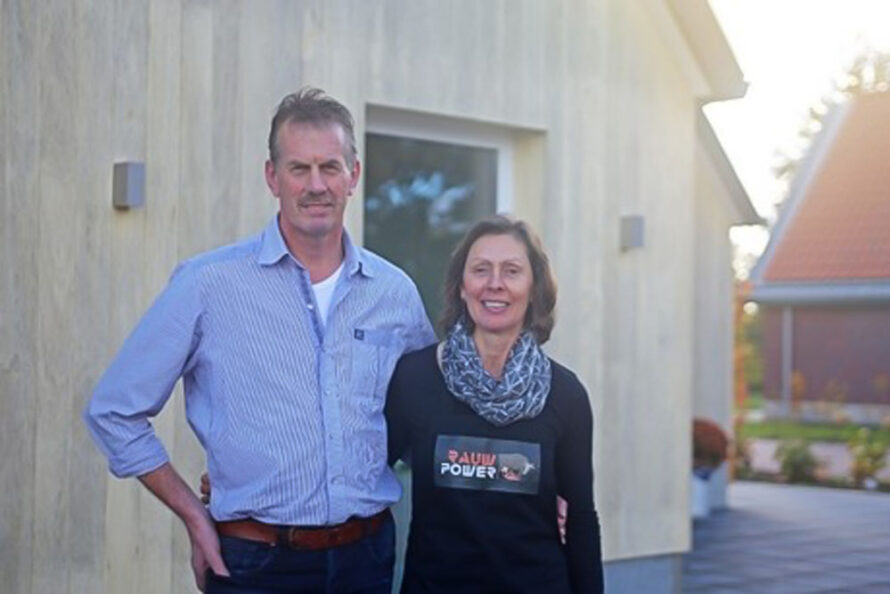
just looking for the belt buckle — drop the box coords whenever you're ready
[327,529,343,548]
[284,526,309,550]
[284,526,337,550]
[282,514,378,550]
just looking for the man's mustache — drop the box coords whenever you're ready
[298,194,333,207]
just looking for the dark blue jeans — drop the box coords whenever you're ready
[205,513,395,594]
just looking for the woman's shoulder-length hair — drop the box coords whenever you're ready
[439,215,557,344]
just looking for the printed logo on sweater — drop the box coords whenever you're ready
[434,435,540,494]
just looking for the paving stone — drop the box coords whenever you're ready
[835,566,890,583]
[846,583,890,594]
[740,577,828,594]
[682,481,890,594]
[683,571,743,587]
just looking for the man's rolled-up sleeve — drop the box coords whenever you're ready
[83,263,203,478]
[404,282,437,353]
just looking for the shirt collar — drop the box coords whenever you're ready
[257,215,374,279]
[256,216,290,265]
[342,228,375,278]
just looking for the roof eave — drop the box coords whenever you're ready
[697,111,763,225]
[666,0,748,101]
[750,280,890,305]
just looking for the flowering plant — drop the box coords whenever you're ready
[693,418,728,479]
[848,428,888,488]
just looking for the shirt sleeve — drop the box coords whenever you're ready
[403,282,437,353]
[555,378,605,594]
[83,262,203,478]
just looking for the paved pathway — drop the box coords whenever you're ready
[683,481,890,593]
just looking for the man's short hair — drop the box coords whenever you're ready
[268,87,357,166]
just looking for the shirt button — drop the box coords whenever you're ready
[307,303,314,310]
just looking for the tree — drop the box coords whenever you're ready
[773,49,890,185]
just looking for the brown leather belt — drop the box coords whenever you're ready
[216,509,389,551]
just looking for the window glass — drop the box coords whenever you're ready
[364,133,497,327]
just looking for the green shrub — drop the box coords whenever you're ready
[740,420,890,443]
[774,439,819,483]
[732,435,753,479]
[848,428,888,487]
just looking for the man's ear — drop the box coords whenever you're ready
[348,158,361,195]
[265,159,278,196]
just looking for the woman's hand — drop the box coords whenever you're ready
[199,471,211,504]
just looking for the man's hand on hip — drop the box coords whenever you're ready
[185,506,229,591]
[139,463,230,591]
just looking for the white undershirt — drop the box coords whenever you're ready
[311,262,344,326]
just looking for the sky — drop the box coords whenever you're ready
[704,0,890,275]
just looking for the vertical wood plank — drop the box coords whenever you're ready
[67,1,115,592]
[145,1,196,591]
[177,0,213,258]
[31,0,78,590]
[102,1,153,593]
[209,0,242,241]
[236,1,281,237]
[296,0,326,88]
[0,1,40,592]
[171,6,215,588]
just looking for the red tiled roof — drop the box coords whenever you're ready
[765,92,890,282]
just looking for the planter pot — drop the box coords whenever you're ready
[690,474,710,519]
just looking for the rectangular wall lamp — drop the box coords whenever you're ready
[112,161,145,209]
[620,215,645,251]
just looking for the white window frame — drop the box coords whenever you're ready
[365,105,514,213]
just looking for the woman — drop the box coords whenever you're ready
[385,215,603,593]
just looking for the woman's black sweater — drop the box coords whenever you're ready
[385,344,604,593]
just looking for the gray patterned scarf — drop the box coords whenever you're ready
[441,319,552,426]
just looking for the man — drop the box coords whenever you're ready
[84,88,435,593]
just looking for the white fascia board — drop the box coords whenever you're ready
[664,0,747,101]
[696,109,762,225]
[639,0,711,99]
[750,281,890,305]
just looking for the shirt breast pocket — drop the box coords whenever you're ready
[351,328,402,403]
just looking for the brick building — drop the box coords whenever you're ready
[751,92,890,422]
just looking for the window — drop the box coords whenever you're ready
[364,109,514,326]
